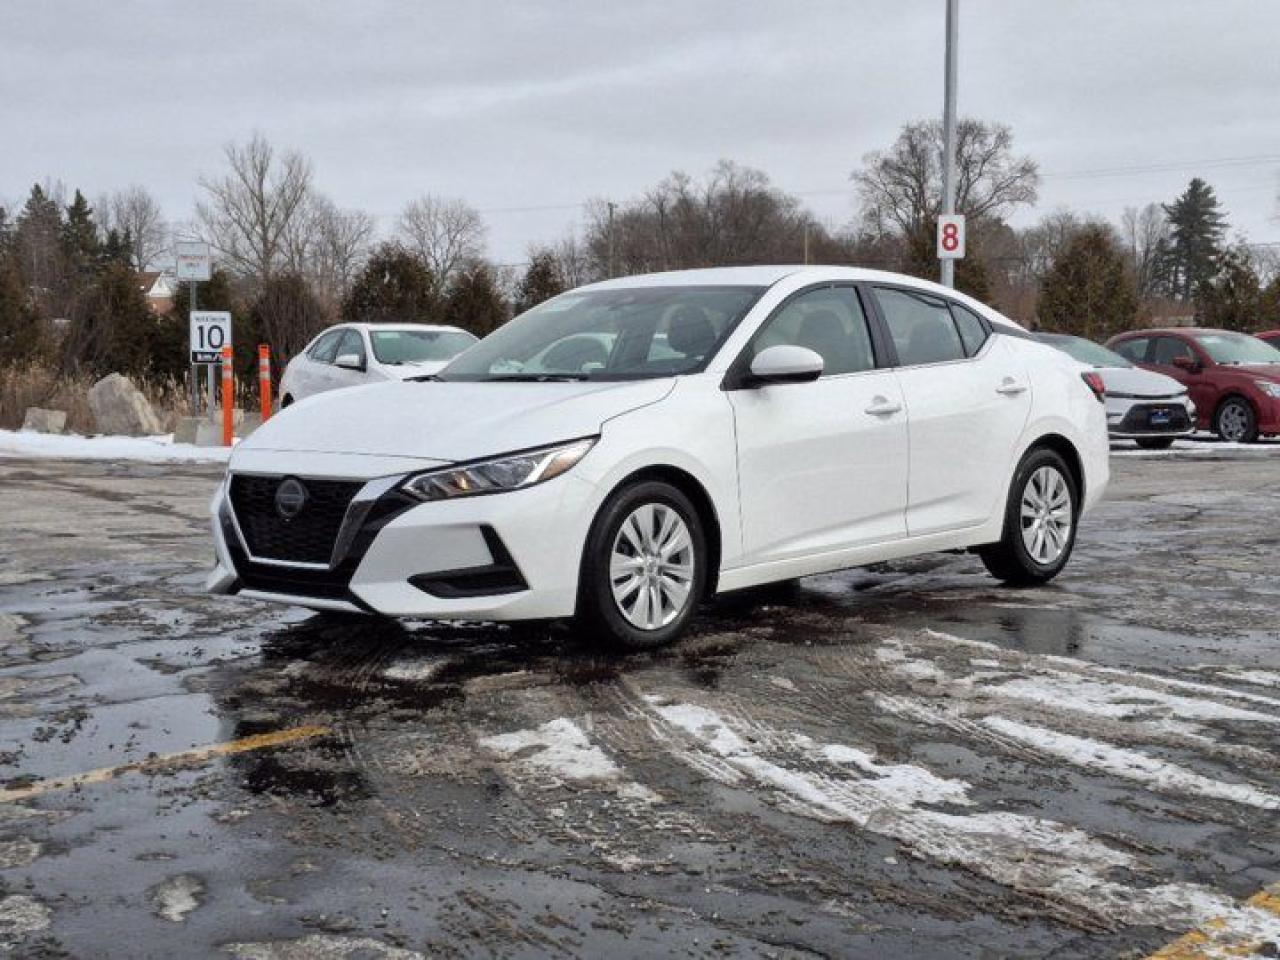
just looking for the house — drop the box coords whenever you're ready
[137,271,177,315]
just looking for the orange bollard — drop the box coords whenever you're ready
[221,345,234,447]
[258,344,272,422]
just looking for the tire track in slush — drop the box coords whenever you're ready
[608,674,1280,949]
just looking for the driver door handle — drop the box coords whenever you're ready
[996,378,1028,396]
[864,397,903,416]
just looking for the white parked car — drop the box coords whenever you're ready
[209,267,1109,648]
[1033,333,1196,449]
[278,323,477,406]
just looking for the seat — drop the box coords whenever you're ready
[795,309,853,375]
[667,306,717,360]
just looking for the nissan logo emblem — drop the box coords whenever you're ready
[274,477,308,520]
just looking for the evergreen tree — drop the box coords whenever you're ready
[513,250,566,314]
[342,244,439,325]
[102,228,134,267]
[1195,246,1265,332]
[1161,178,1228,301]
[1038,225,1137,339]
[443,260,508,336]
[65,261,157,376]
[61,190,102,276]
[14,185,66,309]
[0,255,47,363]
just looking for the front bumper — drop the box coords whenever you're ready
[209,470,600,620]
[1106,397,1196,439]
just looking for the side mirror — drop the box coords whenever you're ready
[1171,355,1200,373]
[334,353,365,372]
[748,345,824,385]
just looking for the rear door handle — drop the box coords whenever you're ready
[996,378,1028,396]
[865,397,903,416]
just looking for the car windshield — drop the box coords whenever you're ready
[437,285,764,382]
[1037,334,1132,368]
[1192,332,1280,365]
[369,328,477,364]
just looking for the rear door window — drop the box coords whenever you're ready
[874,287,966,366]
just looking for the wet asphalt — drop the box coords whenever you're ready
[0,442,1279,959]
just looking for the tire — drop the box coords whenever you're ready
[979,447,1079,587]
[1135,437,1175,450]
[577,480,707,650]
[1213,396,1258,443]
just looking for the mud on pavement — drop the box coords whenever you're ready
[1,448,1280,958]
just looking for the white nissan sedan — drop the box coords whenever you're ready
[209,267,1109,648]
[278,323,477,406]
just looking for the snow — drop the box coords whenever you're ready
[641,691,1280,939]
[1112,438,1280,457]
[0,429,231,462]
[480,718,620,782]
[983,715,1280,810]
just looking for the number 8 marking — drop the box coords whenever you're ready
[941,222,959,252]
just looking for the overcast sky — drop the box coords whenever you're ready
[3,0,1279,265]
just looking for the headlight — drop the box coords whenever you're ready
[401,438,595,502]
[1260,382,1280,399]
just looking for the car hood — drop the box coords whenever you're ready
[241,378,674,463]
[1097,366,1186,398]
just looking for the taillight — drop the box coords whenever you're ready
[1081,371,1106,403]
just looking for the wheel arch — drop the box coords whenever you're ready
[596,464,723,598]
[1023,433,1085,506]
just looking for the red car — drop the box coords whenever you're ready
[1258,329,1280,348]
[1106,328,1280,443]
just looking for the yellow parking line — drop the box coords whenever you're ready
[1147,883,1280,959]
[0,724,331,803]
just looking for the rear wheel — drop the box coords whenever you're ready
[1214,397,1258,443]
[577,481,706,650]
[979,448,1079,586]
[1135,437,1175,450]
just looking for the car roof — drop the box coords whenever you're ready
[348,322,470,334]
[578,265,1024,331]
[1113,327,1231,338]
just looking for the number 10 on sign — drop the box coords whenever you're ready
[937,214,965,260]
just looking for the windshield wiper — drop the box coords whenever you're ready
[406,373,439,381]
[483,373,591,382]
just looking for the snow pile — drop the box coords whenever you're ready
[0,429,231,463]
[480,717,620,782]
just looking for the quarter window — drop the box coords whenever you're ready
[308,330,343,363]
[1112,337,1150,363]
[748,286,876,376]
[874,287,966,366]
[950,303,990,357]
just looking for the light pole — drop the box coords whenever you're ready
[940,0,959,288]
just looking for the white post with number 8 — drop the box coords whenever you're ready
[190,311,232,364]
[937,214,966,260]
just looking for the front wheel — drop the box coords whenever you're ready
[577,481,707,650]
[1214,397,1258,443]
[979,448,1079,586]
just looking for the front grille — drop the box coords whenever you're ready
[228,474,363,564]
[1118,403,1192,435]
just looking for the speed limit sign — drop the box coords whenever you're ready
[190,311,232,363]
[937,214,966,259]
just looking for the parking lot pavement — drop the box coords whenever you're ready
[1,447,1279,959]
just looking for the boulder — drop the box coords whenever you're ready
[21,407,67,435]
[172,417,203,445]
[87,373,164,437]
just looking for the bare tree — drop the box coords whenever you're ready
[196,134,313,287]
[396,195,486,293]
[854,119,1039,241]
[1119,204,1171,299]
[99,186,168,270]
[552,230,594,288]
[282,194,374,310]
